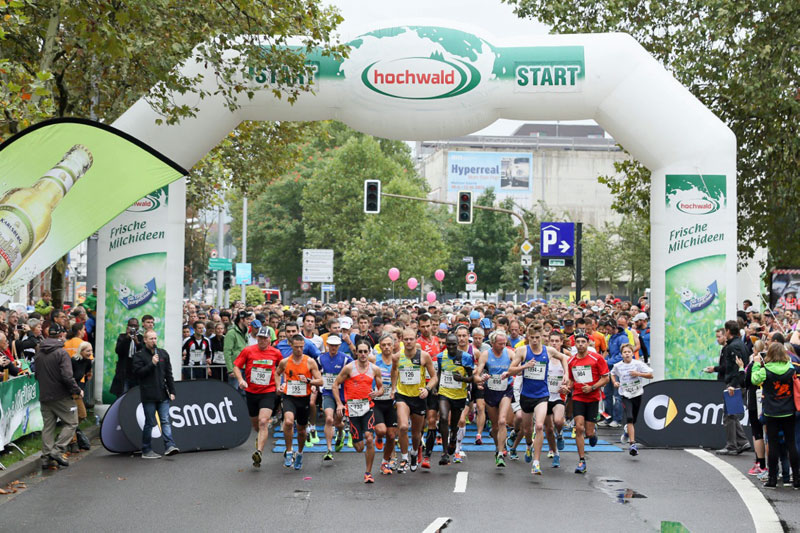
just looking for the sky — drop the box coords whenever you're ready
[322,0,563,137]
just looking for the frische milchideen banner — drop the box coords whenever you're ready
[0,118,187,299]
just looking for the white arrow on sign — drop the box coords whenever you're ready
[559,240,571,254]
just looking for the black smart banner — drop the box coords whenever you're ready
[100,380,250,454]
[635,379,752,449]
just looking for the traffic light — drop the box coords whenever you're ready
[223,270,232,291]
[520,268,530,290]
[364,179,381,214]
[457,190,472,224]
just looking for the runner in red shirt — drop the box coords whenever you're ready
[232,326,283,469]
[568,332,610,475]
[417,313,442,468]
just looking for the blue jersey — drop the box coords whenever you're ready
[275,338,321,361]
[520,345,549,399]
[318,351,352,399]
[374,354,394,399]
[486,347,513,388]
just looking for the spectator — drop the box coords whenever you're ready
[35,290,54,317]
[35,323,82,469]
[0,332,20,378]
[69,341,94,452]
[209,321,227,381]
[224,311,252,391]
[132,329,180,459]
[17,318,43,369]
[110,317,143,398]
[83,285,98,314]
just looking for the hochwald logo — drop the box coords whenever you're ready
[126,195,161,213]
[361,55,480,100]
[677,198,719,215]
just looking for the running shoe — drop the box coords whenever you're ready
[421,456,431,469]
[629,443,639,456]
[283,450,294,468]
[335,432,345,452]
[453,452,464,464]
[525,445,533,463]
[381,461,393,475]
[496,452,506,468]
[252,449,262,468]
[757,469,770,482]
[557,434,565,451]
[547,450,554,459]
[509,451,519,461]
[596,418,610,427]
[293,452,303,470]
[469,407,476,422]
[397,459,409,473]
[620,431,630,444]
[552,454,560,468]
[310,427,319,441]
[575,459,587,474]
[439,453,450,466]
[532,461,542,476]
[305,433,313,446]
[447,442,457,456]
[589,433,598,447]
[410,453,418,472]
[475,434,483,446]
[364,472,375,484]
[748,463,765,476]
[609,421,621,428]
[347,433,354,449]
[323,450,334,461]
[764,480,777,489]
[506,429,516,449]
[376,436,384,451]
[571,427,576,439]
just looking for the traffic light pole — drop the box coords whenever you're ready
[575,222,583,304]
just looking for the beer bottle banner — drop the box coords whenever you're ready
[0,118,187,299]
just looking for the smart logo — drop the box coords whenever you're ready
[643,394,678,430]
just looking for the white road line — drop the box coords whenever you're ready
[685,449,783,533]
[422,517,451,533]
[454,471,468,493]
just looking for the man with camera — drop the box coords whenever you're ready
[132,329,180,459]
[110,318,143,398]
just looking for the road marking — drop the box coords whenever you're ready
[454,471,468,493]
[422,517,451,533]
[685,449,782,533]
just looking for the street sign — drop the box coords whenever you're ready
[467,262,475,271]
[462,256,473,263]
[209,257,232,271]
[322,283,336,292]
[465,272,478,284]
[210,249,217,258]
[520,240,533,255]
[303,248,334,282]
[235,263,252,285]
[521,254,532,266]
[301,282,311,291]
[540,222,574,257]
[465,283,477,291]
[546,258,566,267]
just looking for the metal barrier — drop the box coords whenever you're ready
[181,364,229,382]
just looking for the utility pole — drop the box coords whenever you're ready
[241,195,247,303]
[575,223,583,305]
[216,206,224,307]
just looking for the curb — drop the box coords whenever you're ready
[0,425,100,488]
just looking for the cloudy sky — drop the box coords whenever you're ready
[322,0,560,136]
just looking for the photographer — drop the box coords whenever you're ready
[110,318,143,399]
[16,318,43,370]
[0,332,20,378]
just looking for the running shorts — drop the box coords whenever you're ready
[426,391,440,412]
[282,395,311,426]
[622,395,643,424]
[349,410,375,443]
[547,399,565,416]
[572,399,599,422]
[484,387,513,408]
[246,392,277,418]
[519,395,548,414]
[373,399,397,428]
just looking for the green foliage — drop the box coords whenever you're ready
[244,285,264,307]
[505,0,800,268]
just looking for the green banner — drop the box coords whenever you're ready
[0,375,43,448]
[0,118,186,298]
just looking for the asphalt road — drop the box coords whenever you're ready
[5,425,795,532]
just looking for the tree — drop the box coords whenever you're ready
[581,222,623,298]
[505,0,800,268]
[464,191,517,295]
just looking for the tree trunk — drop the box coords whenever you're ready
[50,255,67,312]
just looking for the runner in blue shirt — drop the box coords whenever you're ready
[318,335,352,459]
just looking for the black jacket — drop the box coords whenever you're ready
[718,336,748,388]
[110,332,143,395]
[34,338,81,402]
[132,345,175,402]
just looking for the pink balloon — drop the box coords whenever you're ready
[426,291,436,303]
[388,267,400,281]
[407,277,418,290]
[434,269,445,282]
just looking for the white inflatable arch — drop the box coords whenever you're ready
[113,25,736,380]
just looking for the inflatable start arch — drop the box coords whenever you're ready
[113,25,737,380]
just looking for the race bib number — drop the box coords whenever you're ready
[323,373,336,390]
[622,378,642,396]
[572,365,592,384]
[212,351,226,365]
[440,371,459,389]
[286,380,306,396]
[375,384,391,401]
[189,349,204,364]
[347,398,370,417]
[523,363,547,381]
[547,375,563,394]
[487,375,506,391]
[400,368,420,385]
[250,367,271,386]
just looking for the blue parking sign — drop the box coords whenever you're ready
[540,222,574,257]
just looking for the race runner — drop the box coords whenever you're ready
[437,333,474,465]
[333,343,383,483]
[275,335,324,471]
[417,313,442,469]
[475,330,514,468]
[373,335,398,475]
[232,326,283,469]
[318,334,352,460]
[544,330,570,467]
[610,343,654,456]
[394,328,438,473]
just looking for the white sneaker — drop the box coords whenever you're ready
[609,421,622,428]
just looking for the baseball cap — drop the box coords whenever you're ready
[256,326,272,338]
[250,319,262,329]
[480,318,492,329]
[745,306,757,313]
[591,306,600,312]
[372,317,383,326]
[574,331,589,341]
[563,319,575,326]
[634,312,648,322]
[339,317,353,330]
[327,334,342,345]
[469,310,481,320]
